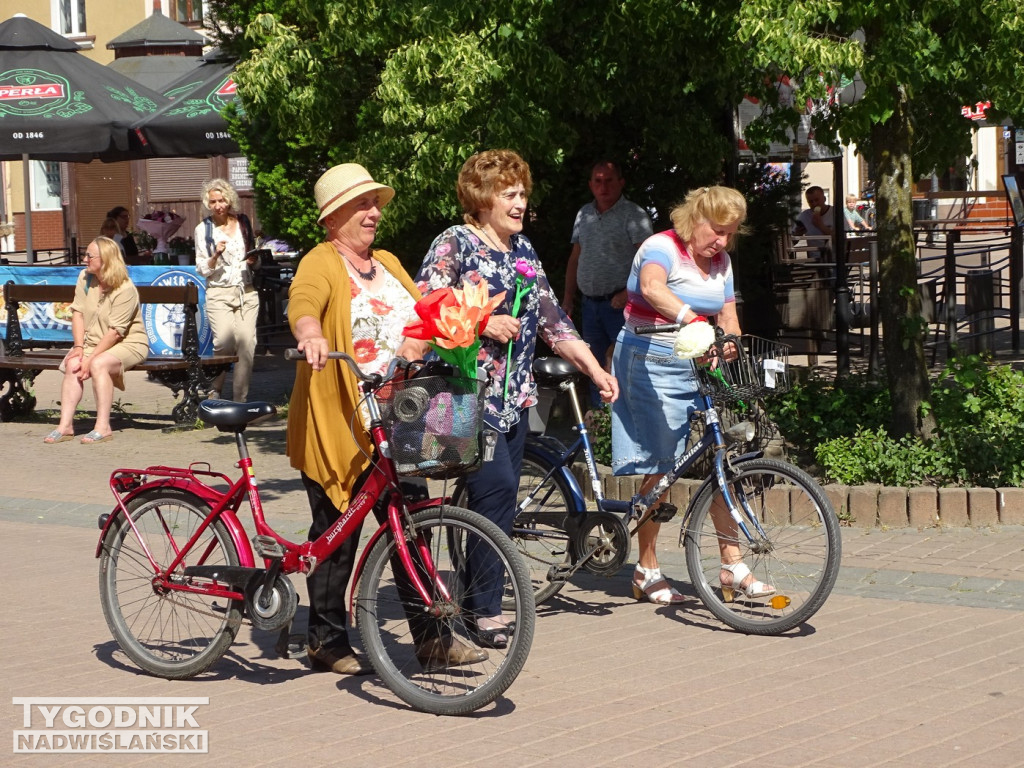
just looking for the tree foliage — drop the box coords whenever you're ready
[736,1,1024,436]
[206,0,748,282]
[206,0,1024,439]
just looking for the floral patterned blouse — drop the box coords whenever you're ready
[416,224,579,432]
[349,269,418,377]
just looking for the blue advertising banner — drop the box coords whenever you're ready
[0,265,213,356]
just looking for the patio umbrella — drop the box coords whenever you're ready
[131,57,241,157]
[0,15,167,260]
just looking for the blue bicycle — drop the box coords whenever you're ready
[470,331,841,635]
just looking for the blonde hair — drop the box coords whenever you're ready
[91,237,130,290]
[457,149,533,227]
[669,185,748,248]
[99,217,118,237]
[200,177,240,211]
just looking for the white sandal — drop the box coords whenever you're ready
[632,564,687,605]
[720,562,775,602]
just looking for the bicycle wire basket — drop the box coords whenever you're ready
[695,335,791,407]
[377,373,485,479]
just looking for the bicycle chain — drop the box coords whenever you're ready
[160,591,248,627]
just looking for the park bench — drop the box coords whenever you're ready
[0,281,237,425]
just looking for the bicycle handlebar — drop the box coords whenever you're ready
[285,348,411,385]
[634,323,682,335]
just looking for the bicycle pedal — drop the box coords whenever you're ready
[274,629,307,660]
[652,503,678,523]
[253,534,287,560]
[546,564,573,583]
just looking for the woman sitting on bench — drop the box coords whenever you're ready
[43,237,149,444]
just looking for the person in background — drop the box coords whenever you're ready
[288,163,487,675]
[193,178,258,402]
[561,160,652,405]
[99,217,126,255]
[42,237,149,444]
[792,185,835,237]
[612,185,774,605]
[843,193,869,231]
[414,149,618,647]
[107,206,141,264]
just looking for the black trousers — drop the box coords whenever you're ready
[302,468,432,652]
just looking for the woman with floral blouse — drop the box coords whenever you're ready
[414,149,618,647]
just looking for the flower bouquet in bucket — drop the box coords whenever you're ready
[137,210,185,255]
[392,281,506,476]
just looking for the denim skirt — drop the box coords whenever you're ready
[610,329,698,476]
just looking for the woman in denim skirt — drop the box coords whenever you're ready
[612,186,774,605]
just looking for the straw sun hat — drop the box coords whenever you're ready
[314,163,395,223]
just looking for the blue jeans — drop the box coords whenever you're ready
[461,417,529,618]
[581,295,625,406]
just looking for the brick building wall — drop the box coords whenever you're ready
[14,211,65,252]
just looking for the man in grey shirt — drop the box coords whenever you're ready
[562,160,653,404]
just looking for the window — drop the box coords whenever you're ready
[53,0,86,36]
[171,0,204,23]
[31,161,62,211]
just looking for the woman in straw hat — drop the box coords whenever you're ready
[413,149,618,648]
[287,163,486,675]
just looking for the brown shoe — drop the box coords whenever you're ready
[307,646,373,675]
[416,636,488,671]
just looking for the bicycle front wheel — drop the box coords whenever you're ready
[356,505,535,716]
[684,459,841,635]
[98,488,243,679]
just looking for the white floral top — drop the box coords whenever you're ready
[349,270,417,377]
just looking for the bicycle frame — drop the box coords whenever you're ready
[523,377,630,519]
[96,377,457,614]
[631,391,769,544]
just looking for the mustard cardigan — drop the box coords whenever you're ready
[286,242,421,510]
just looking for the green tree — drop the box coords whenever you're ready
[736,2,1024,437]
[206,0,748,286]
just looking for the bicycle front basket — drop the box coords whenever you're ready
[695,335,791,406]
[378,373,485,479]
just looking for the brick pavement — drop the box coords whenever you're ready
[3,355,1024,766]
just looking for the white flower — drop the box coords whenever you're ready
[673,320,715,360]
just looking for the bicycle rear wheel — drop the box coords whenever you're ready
[456,453,577,606]
[356,505,535,716]
[98,487,243,679]
[683,458,841,635]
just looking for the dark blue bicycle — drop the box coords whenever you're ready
[468,331,841,635]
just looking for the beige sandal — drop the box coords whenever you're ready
[720,562,775,602]
[632,564,687,605]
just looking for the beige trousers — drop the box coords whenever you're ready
[205,285,259,401]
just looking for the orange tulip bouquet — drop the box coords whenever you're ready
[392,281,506,476]
[403,280,506,381]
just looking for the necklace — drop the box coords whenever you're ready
[474,225,510,253]
[343,254,377,281]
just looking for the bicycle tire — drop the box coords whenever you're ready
[355,505,535,715]
[98,487,243,679]
[683,458,841,635]
[455,452,578,606]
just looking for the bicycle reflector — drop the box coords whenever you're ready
[770,594,791,610]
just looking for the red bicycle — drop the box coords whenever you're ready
[95,352,534,716]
